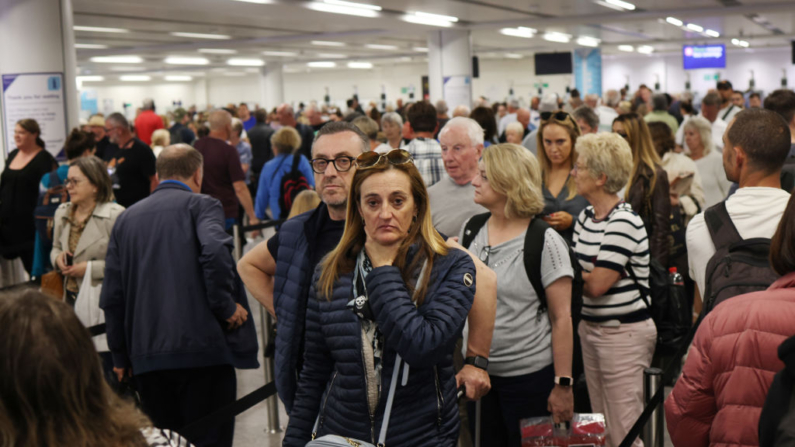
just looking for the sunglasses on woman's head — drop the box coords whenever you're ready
[540,111,571,122]
[355,149,413,170]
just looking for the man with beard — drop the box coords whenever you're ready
[105,112,157,208]
[238,122,496,418]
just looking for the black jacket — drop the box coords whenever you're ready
[248,123,275,173]
[626,164,671,268]
[760,335,795,447]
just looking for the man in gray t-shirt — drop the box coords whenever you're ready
[429,117,488,237]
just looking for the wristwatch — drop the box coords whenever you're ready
[554,376,574,387]
[464,356,489,371]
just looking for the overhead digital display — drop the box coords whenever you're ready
[683,44,726,70]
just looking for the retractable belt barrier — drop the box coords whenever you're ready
[226,219,285,235]
[617,314,705,447]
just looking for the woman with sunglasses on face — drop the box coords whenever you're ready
[283,149,476,447]
[613,113,671,268]
[537,111,590,244]
[462,143,574,446]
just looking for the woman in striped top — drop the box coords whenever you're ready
[571,133,657,447]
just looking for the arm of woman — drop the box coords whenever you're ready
[367,250,476,368]
[546,276,574,423]
[582,268,622,299]
[650,168,671,267]
[91,206,125,281]
[283,290,335,446]
[664,315,717,447]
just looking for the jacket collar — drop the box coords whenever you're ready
[154,182,193,194]
[92,201,114,219]
[769,271,795,291]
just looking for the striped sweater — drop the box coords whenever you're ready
[573,202,650,320]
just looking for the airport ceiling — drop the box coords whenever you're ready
[72,0,795,77]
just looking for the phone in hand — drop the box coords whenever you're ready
[65,253,73,266]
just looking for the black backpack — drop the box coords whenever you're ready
[461,213,584,323]
[277,154,311,220]
[702,201,780,314]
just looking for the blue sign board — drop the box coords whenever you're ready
[683,45,726,70]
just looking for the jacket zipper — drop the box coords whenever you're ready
[359,322,376,444]
[433,366,443,427]
[314,371,338,438]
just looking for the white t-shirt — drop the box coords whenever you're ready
[676,114,728,153]
[596,106,619,133]
[694,150,732,208]
[686,187,791,297]
[498,113,518,135]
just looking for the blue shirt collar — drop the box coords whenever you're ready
[159,179,192,191]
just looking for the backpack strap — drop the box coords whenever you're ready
[460,212,491,250]
[523,217,550,311]
[290,152,301,173]
[704,201,743,251]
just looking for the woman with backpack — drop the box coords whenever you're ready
[460,143,574,446]
[254,126,315,221]
[571,133,657,447]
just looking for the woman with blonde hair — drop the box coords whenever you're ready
[0,290,192,446]
[613,113,671,267]
[286,189,321,219]
[460,143,574,446]
[254,126,315,220]
[150,129,170,158]
[536,111,590,244]
[683,116,731,207]
[283,149,476,447]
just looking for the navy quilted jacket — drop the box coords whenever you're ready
[272,204,325,413]
[283,247,476,447]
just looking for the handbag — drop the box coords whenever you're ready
[74,261,107,352]
[40,270,64,300]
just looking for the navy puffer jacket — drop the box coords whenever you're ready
[283,247,476,447]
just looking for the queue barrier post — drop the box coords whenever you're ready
[642,367,664,447]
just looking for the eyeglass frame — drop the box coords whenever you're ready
[310,155,357,174]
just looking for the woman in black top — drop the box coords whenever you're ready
[0,119,57,274]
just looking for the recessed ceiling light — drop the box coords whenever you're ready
[686,23,704,32]
[413,47,429,52]
[637,45,654,54]
[705,29,720,37]
[120,75,151,81]
[500,27,536,38]
[227,58,265,66]
[90,55,143,63]
[307,2,378,17]
[316,53,347,58]
[732,39,750,47]
[618,45,634,52]
[543,32,572,43]
[263,51,299,56]
[665,17,683,26]
[504,53,523,59]
[594,1,627,11]
[77,76,104,82]
[74,26,129,33]
[411,11,458,22]
[164,56,209,65]
[577,36,601,47]
[198,48,237,54]
[403,11,457,27]
[75,43,109,49]
[165,75,193,81]
[348,62,373,69]
[312,40,346,47]
[324,0,381,10]
[308,61,337,67]
[170,32,231,40]
[604,0,635,10]
[366,44,399,50]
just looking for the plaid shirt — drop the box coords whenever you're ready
[403,137,444,187]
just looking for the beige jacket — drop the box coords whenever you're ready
[50,201,126,287]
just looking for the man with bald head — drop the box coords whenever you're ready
[277,103,315,160]
[498,107,531,142]
[194,109,259,230]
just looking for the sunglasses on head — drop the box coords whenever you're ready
[540,111,571,121]
[356,149,413,170]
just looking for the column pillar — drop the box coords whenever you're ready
[427,29,472,110]
[259,63,284,110]
[0,0,79,166]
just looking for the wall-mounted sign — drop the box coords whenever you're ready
[2,72,67,158]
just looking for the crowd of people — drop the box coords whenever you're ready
[1,81,795,447]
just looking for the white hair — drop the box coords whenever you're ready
[452,104,471,118]
[439,116,484,147]
[506,122,525,134]
[381,111,403,127]
[683,116,715,156]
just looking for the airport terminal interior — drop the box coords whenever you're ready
[1,0,795,446]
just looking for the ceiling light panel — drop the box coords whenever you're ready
[348,62,373,69]
[500,27,536,38]
[227,58,265,66]
[316,53,348,58]
[665,17,683,26]
[75,43,109,49]
[686,23,704,32]
[308,61,336,67]
[164,56,209,65]
[312,40,346,46]
[77,76,104,82]
[543,32,571,43]
[90,55,143,63]
[324,0,381,10]
[704,29,720,37]
[74,26,129,33]
[366,44,399,50]
[577,36,601,47]
[165,75,193,81]
[120,75,151,81]
[604,0,636,10]
[263,51,299,56]
[637,45,654,54]
[403,11,457,27]
[618,45,634,52]
[307,2,378,17]
[198,48,237,54]
[171,32,230,40]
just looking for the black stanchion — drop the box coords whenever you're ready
[226,219,285,235]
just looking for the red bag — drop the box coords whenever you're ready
[521,414,606,447]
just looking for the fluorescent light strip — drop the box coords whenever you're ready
[348,62,373,69]
[75,43,109,49]
[543,32,572,43]
[500,27,536,38]
[316,53,347,58]
[705,29,720,37]
[504,53,523,59]
[77,76,104,82]
[227,58,265,66]
[618,45,634,52]
[413,47,428,52]
[198,48,237,54]
[165,75,193,81]
[312,40,346,47]
[164,56,209,65]
[263,51,298,56]
[732,39,750,47]
[120,75,151,81]
[411,11,458,22]
[637,45,654,54]
[307,2,378,17]
[170,32,230,40]
[403,14,455,27]
[324,0,382,10]
[74,26,129,33]
[308,61,336,68]
[594,1,627,12]
[366,44,399,50]
[605,0,636,10]
[666,17,683,26]
[686,23,704,32]
[90,55,143,63]
[577,36,601,47]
